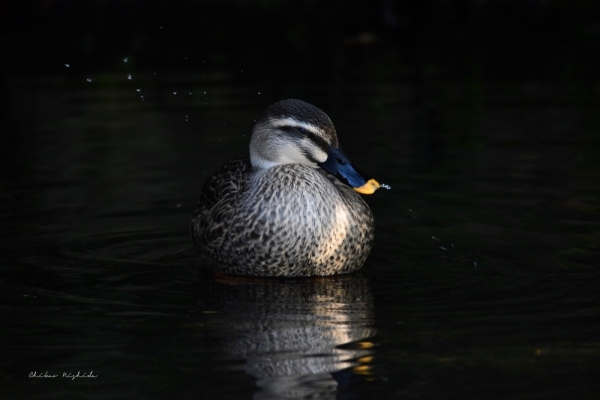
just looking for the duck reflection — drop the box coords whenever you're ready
[194,273,376,399]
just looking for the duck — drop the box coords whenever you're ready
[191,99,380,277]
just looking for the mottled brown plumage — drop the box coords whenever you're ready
[191,100,376,277]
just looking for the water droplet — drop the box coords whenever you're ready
[176,203,181,208]
[380,183,392,190]
[154,72,157,75]
[184,56,187,60]
[189,92,192,95]
[439,246,447,251]
[241,70,243,72]
[136,88,141,92]
[65,64,70,67]
[474,261,478,268]
[432,236,440,241]
[203,91,207,94]
[173,91,177,95]
[86,78,92,82]
[140,95,144,99]
[160,26,163,30]
[127,74,132,80]
[258,92,261,95]
[123,57,128,63]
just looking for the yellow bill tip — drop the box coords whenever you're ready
[353,179,380,195]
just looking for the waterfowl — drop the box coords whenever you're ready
[191,99,380,277]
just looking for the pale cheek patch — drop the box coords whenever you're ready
[279,144,317,166]
[311,146,327,163]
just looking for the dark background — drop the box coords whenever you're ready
[3,1,600,82]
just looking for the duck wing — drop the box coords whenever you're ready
[191,158,252,251]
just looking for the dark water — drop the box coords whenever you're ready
[2,75,600,399]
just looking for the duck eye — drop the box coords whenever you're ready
[298,127,310,137]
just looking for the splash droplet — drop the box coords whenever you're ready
[173,91,177,95]
[86,78,92,82]
[380,183,392,190]
[127,74,132,80]
[123,57,128,63]
[136,88,141,92]
[65,64,70,68]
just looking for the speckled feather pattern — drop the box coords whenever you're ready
[191,158,374,277]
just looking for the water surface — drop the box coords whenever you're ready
[2,76,599,399]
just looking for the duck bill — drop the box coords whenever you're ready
[318,146,380,195]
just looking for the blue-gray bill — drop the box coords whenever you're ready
[318,146,381,195]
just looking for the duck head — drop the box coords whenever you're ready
[249,99,380,195]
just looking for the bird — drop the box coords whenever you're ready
[191,99,380,277]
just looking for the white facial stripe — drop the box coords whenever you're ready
[270,117,322,136]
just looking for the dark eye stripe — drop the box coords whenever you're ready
[306,132,330,152]
[278,125,330,152]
